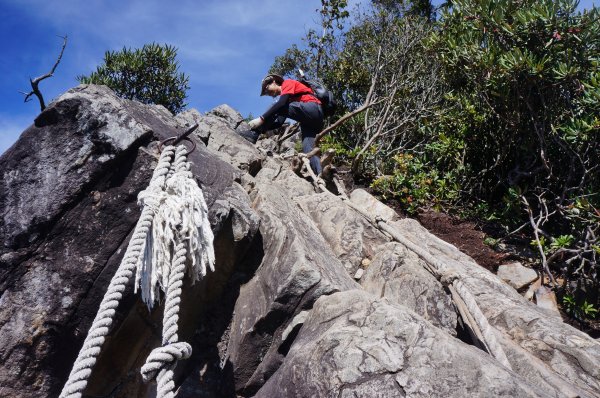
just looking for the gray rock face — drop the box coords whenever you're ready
[176,105,265,176]
[226,180,358,395]
[256,290,551,398]
[361,242,457,335]
[350,188,399,222]
[388,218,600,397]
[497,261,539,291]
[1,84,599,398]
[295,192,390,273]
[295,190,457,335]
[1,85,155,249]
[207,104,249,130]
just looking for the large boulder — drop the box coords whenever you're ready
[0,85,254,397]
[256,289,552,398]
[294,190,457,334]
[387,218,600,397]
[361,242,458,335]
[225,179,358,396]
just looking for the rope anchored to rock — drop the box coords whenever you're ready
[60,131,214,398]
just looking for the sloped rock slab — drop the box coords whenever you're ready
[256,289,552,398]
[361,242,457,335]
[254,165,316,199]
[175,104,250,145]
[226,181,358,396]
[389,218,600,397]
[295,192,390,274]
[350,188,399,222]
[176,105,265,177]
[294,190,457,334]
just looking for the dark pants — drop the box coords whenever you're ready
[263,101,324,174]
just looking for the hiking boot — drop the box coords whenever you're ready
[238,129,259,144]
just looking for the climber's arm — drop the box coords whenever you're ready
[261,94,290,121]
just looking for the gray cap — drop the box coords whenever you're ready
[261,74,284,96]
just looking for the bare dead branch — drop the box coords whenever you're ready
[521,194,557,287]
[277,123,300,149]
[22,35,68,111]
[315,70,381,145]
[351,85,398,173]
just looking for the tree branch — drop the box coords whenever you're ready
[521,194,557,287]
[315,71,380,144]
[22,35,68,111]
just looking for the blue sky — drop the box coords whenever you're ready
[0,0,597,154]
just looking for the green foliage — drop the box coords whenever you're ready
[370,153,459,213]
[530,236,547,253]
[562,294,598,321]
[373,0,436,21]
[425,0,600,304]
[319,133,359,160]
[483,236,500,248]
[78,43,189,114]
[272,0,600,308]
[270,1,349,81]
[426,0,600,199]
[550,235,575,251]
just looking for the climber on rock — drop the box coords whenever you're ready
[239,73,323,175]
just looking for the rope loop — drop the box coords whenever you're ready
[141,342,193,382]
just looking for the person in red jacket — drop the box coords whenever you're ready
[242,73,323,175]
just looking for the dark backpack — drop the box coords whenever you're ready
[298,71,337,117]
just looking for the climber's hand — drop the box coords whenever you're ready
[248,117,263,130]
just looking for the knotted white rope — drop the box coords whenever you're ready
[138,144,215,398]
[60,144,214,398]
[60,146,177,398]
[135,145,214,308]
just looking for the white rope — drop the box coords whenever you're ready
[375,217,512,370]
[60,143,215,398]
[135,145,214,308]
[138,145,215,398]
[452,279,512,368]
[60,146,177,398]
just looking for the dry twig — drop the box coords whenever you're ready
[21,35,68,111]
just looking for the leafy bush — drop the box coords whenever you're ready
[78,43,189,114]
[371,153,460,213]
[426,0,600,305]
[562,294,598,321]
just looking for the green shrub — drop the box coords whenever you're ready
[370,153,459,213]
[425,0,600,304]
[78,43,189,114]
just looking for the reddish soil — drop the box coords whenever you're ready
[339,168,509,272]
[415,209,510,273]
